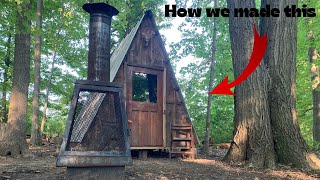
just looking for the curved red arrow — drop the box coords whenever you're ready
[209,23,268,96]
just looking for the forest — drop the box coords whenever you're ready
[1,0,320,179]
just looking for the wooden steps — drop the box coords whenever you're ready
[172,138,192,141]
[170,151,194,155]
[169,125,195,159]
[171,126,192,130]
[171,146,191,150]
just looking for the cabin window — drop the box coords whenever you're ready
[132,72,157,103]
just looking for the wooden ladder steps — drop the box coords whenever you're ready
[170,124,195,159]
[172,137,192,141]
[171,151,194,155]
[170,151,194,155]
[171,147,190,150]
[171,126,192,130]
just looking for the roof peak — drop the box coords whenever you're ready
[144,10,153,18]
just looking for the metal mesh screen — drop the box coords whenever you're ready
[66,90,126,152]
[70,92,106,142]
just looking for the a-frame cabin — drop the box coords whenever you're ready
[110,10,199,158]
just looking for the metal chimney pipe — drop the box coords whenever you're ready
[83,3,119,81]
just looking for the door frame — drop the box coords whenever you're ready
[126,65,164,147]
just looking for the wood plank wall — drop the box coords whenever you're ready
[113,15,193,148]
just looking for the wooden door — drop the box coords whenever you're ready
[126,66,163,147]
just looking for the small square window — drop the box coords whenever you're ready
[132,72,157,103]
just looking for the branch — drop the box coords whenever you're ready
[299,107,313,117]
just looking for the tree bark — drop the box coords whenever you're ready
[260,0,320,170]
[309,47,320,142]
[224,0,275,169]
[0,1,32,156]
[30,0,43,146]
[204,0,218,155]
[1,31,12,123]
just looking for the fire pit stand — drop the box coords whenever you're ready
[57,80,131,179]
[56,3,132,180]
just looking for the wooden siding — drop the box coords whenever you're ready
[112,11,199,148]
[126,17,166,68]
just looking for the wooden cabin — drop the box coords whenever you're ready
[110,10,199,158]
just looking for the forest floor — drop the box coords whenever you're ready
[0,143,320,180]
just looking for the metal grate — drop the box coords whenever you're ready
[66,90,126,152]
[70,92,106,142]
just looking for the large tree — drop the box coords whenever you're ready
[225,0,320,170]
[30,0,43,146]
[224,0,275,169]
[0,0,32,156]
[260,0,319,169]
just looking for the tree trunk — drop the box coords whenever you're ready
[30,0,43,146]
[40,53,56,135]
[40,1,65,137]
[204,0,218,155]
[306,20,320,142]
[260,0,320,170]
[0,1,32,156]
[224,0,275,169]
[309,47,320,142]
[1,31,12,123]
[1,68,8,123]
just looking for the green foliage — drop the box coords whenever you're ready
[296,0,320,149]
[104,0,169,49]
[132,73,157,103]
[43,116,66,138]
[1,0,319,149]
[172,0,320,147]
[171,0,234,144]
[0,0,172,137]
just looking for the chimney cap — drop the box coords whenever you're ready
[83,3,119,17]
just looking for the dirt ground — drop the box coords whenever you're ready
[0,145,319,180]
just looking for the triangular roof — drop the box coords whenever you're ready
[110,13,145,82]
[110,11,199,145]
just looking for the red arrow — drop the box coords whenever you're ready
[209,23,268,96]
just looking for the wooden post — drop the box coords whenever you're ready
[139,150,148,160]
[173,89,176,125]
[163,68,167,147]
